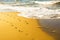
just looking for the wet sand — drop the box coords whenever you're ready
[38,19,60,40]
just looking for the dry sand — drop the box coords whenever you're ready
[0,12,55,40]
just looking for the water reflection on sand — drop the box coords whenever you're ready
[38,19,60,40]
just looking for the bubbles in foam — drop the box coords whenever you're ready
[17,6,60,19]
[0,2,59,19]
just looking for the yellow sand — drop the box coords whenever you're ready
[0,12,55,40]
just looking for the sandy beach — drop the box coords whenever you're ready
[0,1,59,40]
[0,12,55,40]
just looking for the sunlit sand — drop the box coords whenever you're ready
[0,11,55,40]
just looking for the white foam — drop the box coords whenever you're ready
[18,7,60,19]
[0,4,60,19]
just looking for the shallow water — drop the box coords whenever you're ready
[38,19,60,40]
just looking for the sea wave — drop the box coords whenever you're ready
[0,1,60,19]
